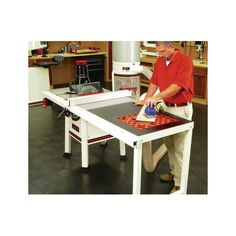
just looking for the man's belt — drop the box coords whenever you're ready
[164,102,191,107]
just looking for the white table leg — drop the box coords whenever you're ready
[64,116,71,155]
[119,141,127,161]
[80,118,89,168]
[132,142,143,194]
[180,129,193,194]
[119,141,126,156]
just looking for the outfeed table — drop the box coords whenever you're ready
[43,88,194,194]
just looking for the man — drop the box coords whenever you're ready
[136,41,194,193]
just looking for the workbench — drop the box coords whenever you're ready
[43,88,194,194]
[29,52,107,87]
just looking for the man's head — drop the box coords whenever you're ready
[155,41,175,61]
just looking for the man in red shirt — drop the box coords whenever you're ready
[136,41,194,193]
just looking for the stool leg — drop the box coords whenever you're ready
[86,65,91,83]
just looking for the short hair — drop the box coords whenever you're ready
[155,41,174,47]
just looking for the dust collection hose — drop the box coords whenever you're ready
[142,142,167,173]
[142,101,167,172]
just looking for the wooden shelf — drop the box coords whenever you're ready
[140,56,156,64]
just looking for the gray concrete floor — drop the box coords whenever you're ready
[29,87,207,194]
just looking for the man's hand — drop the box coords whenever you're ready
[134,99,146,106]
[145,96,161,107]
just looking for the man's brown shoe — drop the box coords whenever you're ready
[170,185,180,194]
[160,173,174,182]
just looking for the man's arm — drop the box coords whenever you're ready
[135,83,158,105]
[145,83,182,107]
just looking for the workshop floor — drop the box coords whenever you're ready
[29,88,207,194]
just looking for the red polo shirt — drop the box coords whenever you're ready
[150,49,194,104]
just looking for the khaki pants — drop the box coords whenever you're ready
[162,103,193,186]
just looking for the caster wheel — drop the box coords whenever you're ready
[72,114,80,121]
[65,110,70,117]
[80,167,89,172]
[63,152,72,159]
[120,155,128,161]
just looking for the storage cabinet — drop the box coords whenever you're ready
[193,67,207,97]
[192,67,208,105]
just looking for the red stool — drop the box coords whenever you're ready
[74,60,91,84]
